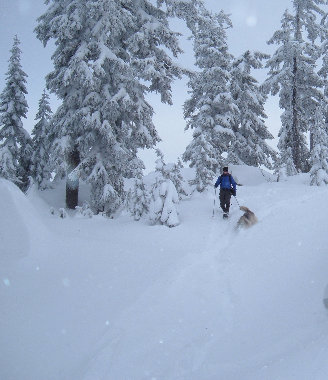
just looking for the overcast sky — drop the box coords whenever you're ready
[0,0,292,172]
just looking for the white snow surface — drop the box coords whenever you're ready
[1,165,328,380]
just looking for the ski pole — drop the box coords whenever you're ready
[233,194,240,208]
[212,188,216,217]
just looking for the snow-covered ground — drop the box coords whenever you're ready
[1,165,328,380]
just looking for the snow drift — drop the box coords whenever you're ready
[0,179,47,259]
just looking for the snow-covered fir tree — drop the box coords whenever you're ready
[293,0,325,153]
[153,149,187,198]
[183,8,237,191]
[35,0,184,215]
[153,149,169,180]
[30,90,53,190]
[318,13,328,128]
[310,106,328,185]
[275,147,298,181]
[149,150,180,227]
[229,51,276,169]
[149,179,180,227]
[264,2,324,175]
[0,36,32,191]
[169,158,188,199]
[87,155,121,217]
[129,174,150,221]
[264,10,305,174]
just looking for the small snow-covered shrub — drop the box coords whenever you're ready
[75,201,93,218]
[128,178,150,221]
[59,208,67,219]
[149,179,179,228]
[50,207,68,218]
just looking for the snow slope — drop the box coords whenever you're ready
[0,179,49,259]
[1,167,328,380]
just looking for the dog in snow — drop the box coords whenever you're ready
[236,206,258,229]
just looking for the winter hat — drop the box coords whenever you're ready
[223,167,228,172]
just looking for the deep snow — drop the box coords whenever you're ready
[1,165,328,380]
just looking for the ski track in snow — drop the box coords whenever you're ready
[80,197,242,380]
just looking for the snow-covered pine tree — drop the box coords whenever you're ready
[149,179,180,227]
[264,2,323,175]
[229,51,276,169]
[30,90,53,190]
[310,106,328,185]
[184,131,215,192]
[183,8,237,191]
[149,149,180,227]
[318,14,328,131]
[317,21,328,187]
[170,158,188,199]
[293,0,325,154]
[129,174,150,221]
[153,150,187,198]
[87,155,121,217]
[35,0,183,214]
[275,147,298,181]
[0,36,32,191]
[154,149,169,180]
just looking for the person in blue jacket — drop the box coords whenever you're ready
[214,167,237,217]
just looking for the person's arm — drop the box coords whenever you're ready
[214,176,221,188]
[231,176,237,193]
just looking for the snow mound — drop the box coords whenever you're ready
[0,179,46,259]
[228,164,274,186]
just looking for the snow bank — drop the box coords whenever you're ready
[0,179,46,259]
[228,164,274,186]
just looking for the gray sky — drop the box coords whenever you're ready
[0,0,292,172]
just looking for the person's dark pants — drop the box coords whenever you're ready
[220,188,231,213]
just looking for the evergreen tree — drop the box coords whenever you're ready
[87,156,121,217]
[153,149,168,179]
[35,0,183,214]
[310,106,328,185]
[229,51,276,168]
[30,90,53,189]
[156,179,180,227]
[264,3,323,174]
[153,150,187,198]
[129,175,150,221]
[149,177,180,227]
[184,132,216,192]
[149,149,180,227]
[0,36,31,191]
[318,14,328,128]
[293,0,325,153]
[183,8,237,191]
[170,158,188,199]
[275,147,298,181]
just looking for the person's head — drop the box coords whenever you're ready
[223,166,228,173]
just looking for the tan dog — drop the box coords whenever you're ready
[236,206,258,229]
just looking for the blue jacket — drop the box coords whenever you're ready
[215,173,237,193]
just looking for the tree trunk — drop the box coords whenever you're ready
[66,146,80,209]
[290,10,305,173]
[292,56,301,172]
